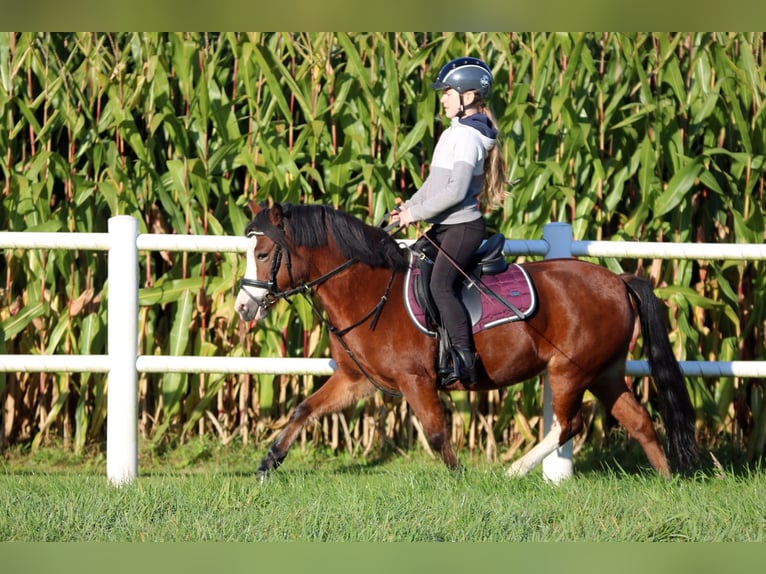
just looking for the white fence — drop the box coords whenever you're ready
[2,217,766,485]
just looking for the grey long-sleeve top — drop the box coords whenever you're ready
[402,113,497,225]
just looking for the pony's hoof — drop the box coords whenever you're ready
[506,461,526,478]
[256,469,270,484]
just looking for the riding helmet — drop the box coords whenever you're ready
[430,56,493,99]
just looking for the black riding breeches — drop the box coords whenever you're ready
[426,218,486,350]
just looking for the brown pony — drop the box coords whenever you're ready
[235,202,699,479]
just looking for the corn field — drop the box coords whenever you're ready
[1,32,765,464]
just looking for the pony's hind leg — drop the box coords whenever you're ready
[590,377,671,478]
[507,374,585,480]
[256,373,376,479]
[507,418,564,478]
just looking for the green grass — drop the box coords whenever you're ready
[2,440,765,542]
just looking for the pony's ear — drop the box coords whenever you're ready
[269,203,285,228]
[248,201,268,217]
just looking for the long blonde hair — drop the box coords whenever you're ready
[476,102,508,210]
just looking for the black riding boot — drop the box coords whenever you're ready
[455,347,478,385]
[441,347,478,387]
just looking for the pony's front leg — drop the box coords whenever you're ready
[400,380,460,471]
[256,373,375,480]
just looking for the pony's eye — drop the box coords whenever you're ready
[256,251,269,261]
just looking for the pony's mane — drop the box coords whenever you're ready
[248,203,409,272]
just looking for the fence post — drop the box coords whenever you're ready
[541,222,574,482]
[106,216,139,485]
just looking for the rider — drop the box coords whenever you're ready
[390,56,507,386]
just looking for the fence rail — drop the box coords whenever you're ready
[3,356,765,377]
[2,218,766,484]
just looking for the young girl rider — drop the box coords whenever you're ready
[390,56,507,386]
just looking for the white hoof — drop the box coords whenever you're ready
[506,460,529,478]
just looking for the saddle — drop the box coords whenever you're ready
[403,233,537,383]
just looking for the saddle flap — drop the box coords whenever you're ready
[404,256,537,337]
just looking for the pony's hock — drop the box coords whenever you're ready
[235,203,700,480]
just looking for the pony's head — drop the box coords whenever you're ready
[234,203,286,322]
[235,203,408,322]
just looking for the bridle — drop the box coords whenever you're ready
[238,231,289,314]
[238,230,402,397]
[238,231,359,311]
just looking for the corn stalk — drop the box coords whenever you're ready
[2,32,765,461]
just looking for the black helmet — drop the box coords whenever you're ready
[431,56,493,99]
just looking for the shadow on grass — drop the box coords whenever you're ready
[569,439,759,479]
[2,433,761,481]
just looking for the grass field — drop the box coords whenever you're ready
[2,439,765,543]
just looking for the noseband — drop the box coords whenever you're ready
[238,231,288,315]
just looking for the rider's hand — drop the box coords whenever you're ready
[391,208,414,227]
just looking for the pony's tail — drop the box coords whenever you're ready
[622,274,700,472]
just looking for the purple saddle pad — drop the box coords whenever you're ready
[404,261,537,336]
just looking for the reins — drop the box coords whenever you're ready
[240,253,358,305]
